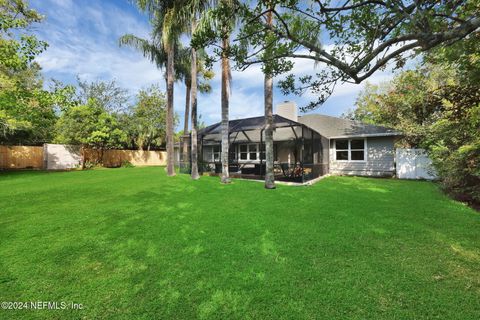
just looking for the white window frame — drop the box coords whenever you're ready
[334,138,367,162]
[238,143,261,162]
[203,145,221,162]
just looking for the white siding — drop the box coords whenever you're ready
[329,137,395,176]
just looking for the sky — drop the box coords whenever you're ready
[30,0,400,130]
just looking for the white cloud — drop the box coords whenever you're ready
[32,0,162,93]
[29,0,411,129]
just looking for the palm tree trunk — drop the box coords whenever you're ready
[182,79,191,167]
[264,74,275,189]
[190,21,200,180]
[264,9,276,189]
[220,34,230,184]
[166,44,176,176]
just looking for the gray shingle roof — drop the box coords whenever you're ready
[198,113,401,139]
[297,114,401,139]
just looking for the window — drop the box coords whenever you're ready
[238,144,261,161]
[335,139,366,161]
[350,139,365,161]
[213,145,220,162]
[249,144,257,160]
[335,140,349,160]
[240,144,248,160]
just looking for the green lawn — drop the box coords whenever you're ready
[0,167,479,319]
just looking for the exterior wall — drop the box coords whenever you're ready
[329,137,395,177]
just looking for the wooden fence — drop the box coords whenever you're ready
[0,144,167,170]
[84,148,167,168]
[0,146,44,169]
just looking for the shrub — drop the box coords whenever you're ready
[121,160,135,168]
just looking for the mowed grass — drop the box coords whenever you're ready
[0,167,479,319]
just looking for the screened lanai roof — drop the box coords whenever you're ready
[199,114,320,144]
[199,114,303,136]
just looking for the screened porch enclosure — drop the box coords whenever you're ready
[197,115,328,183]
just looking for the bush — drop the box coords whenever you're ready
[83,161,97,170]
[424,99,480,206]
[121,160,135,168]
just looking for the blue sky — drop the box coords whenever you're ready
[30,0,399,130]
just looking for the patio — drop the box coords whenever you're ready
[182,115,329,183]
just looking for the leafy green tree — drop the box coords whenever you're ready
[350,35,480,205]
[55,99,126,167]
[129,85,168,151]
[0,0,47,76]
[0,0,73,144]
[346,68,446,147]
[0,62,77,144]
[233,0,479,111]
[76,78,129,113]
[426,88,479,205]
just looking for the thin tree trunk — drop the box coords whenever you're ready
[220,34,230,184]
[182,79,191,167]
[166,44,176,176]
[190,21,200,180]
[264,9,276,189]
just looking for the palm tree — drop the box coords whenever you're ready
[195,0,237,183]
[219,31,231,183]
[175,47,212,174]
[174,48,193,168]
[264,7,275,189]
[119,31,189,159]
[130,0,184,176]
[218,1,237,184]
[178,0,214,180]
[190,23,201,180]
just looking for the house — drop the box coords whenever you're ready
[176,101,401,183]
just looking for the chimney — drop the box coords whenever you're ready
[276,101,297,121]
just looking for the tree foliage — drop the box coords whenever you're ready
[0,0,47,74]
[76,78,129,113]
[349,34,480,205]
[0,0,77,144]
[232,0,480,111]
[55,99,126,151]
[120,85,168,150]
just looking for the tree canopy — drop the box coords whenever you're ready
[230,0,480,110]
[347,34,480,205]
